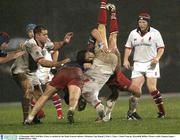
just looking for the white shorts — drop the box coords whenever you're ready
[28,72,41,86]
[36,67,53,85]
[131,61,160,79]
[36,72,53,85]
[82,58,113,106]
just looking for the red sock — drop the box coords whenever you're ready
[110,12,118,34]
[52,93,63,119]
[150,90,165,115]
[98,0,107,25]
[31,99,45,119]
[31,100,35,109]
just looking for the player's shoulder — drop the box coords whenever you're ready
[24,38,37,48]
[25,38,36,45]
[150,27,161,34]
[130,29,138,35]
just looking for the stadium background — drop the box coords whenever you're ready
[0,0,179,102]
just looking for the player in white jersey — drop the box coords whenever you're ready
[81,0,118,121]
[36,42,64,119]
[123,12,166,118]
[11,25,72,123]
[25,23,64,120]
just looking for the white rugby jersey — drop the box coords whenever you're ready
[36,47,53,84]
[11,38,54,74]
[125,27,165,62]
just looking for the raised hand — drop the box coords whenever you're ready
[63,32,74,44]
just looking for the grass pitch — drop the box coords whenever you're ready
[0,94,180,134]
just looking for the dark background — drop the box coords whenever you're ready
[0,0,180,102]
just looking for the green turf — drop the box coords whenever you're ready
[0,96,180,134]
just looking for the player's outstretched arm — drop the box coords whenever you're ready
[0,50,25,64]
[38,58,71,68]
[53,32,74,50]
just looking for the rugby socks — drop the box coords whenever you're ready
[150,90,165,115]
[110,10,118,34]
[95,102,105,119]
[30,99,36,109]
[105,100,115,115]
[128,96,138,115]
[98,0,107,25]
[52,93,63,119]
[103,100,116,121]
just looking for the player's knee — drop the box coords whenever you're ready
[128,84,142,98]
[24,87,34,99]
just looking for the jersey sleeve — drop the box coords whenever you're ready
[26,42,44,61]
[44,38,54,52]
[125,31,133,48]
[155,31,165,48]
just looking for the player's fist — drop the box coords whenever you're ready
[123,60,131,70]
[56,58,71,68]
[63,32,74,44]
[151,57,159,65]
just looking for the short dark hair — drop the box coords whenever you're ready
[33,25,47,35]
[76,50,87,65]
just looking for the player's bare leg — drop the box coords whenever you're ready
[89,0,108,122]
[50,50,63,119]
[19,76,33,123]
[147,78,165,118]
[97,0,108,50]
[67,85,81,124]
[125,74,146,119]
[30,85,46,122]
[24,84,58,124]
[81,0,118,122]
[130,76,145,98]
[126,76,144,120]
[102,3,118,122]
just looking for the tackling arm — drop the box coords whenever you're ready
[53,32,73,51]
[0,50,24,64]
[38,58,70,68]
